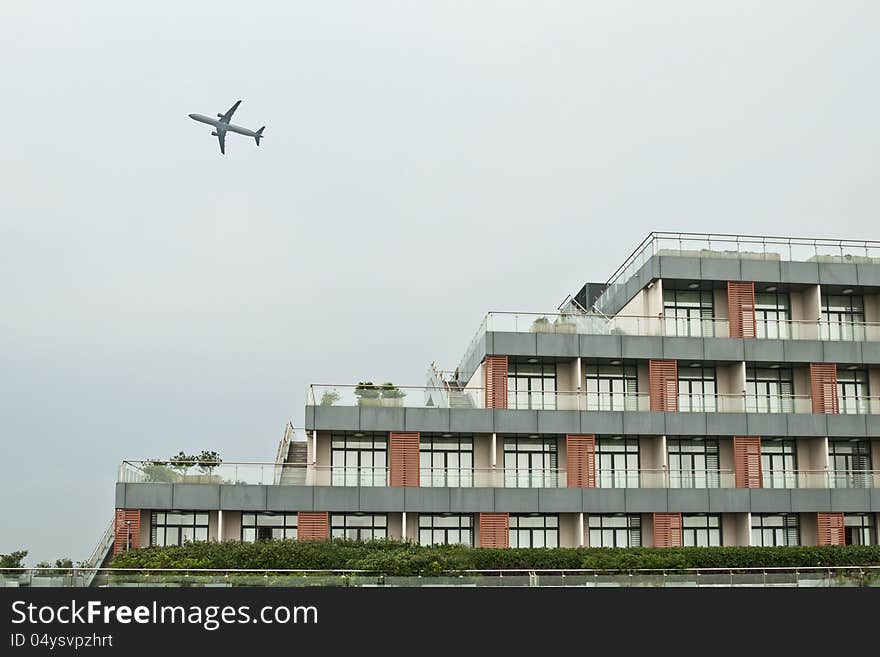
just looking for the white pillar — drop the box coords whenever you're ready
[218,510,224,543]
[578,512,585,547]
[576,357,583,410]
[491,433,497,467]
[401,512,407,542]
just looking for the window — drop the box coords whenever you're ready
[829,440,872,488]
[821,294,865,341]
[682,514,721,547]
[241,512,297,542]
[667,438,720,488]
[507,361,557,410]
[761,440,797,488]
[746,367,794,413]
[584,364,638,411]
[844,514,875,546]
[420,435,473,487]
[151,511,209,546]
[837,368,870,415]
[331,432,387,486]
[595,438,639,488]
[664,289,714,337]
[589,514,641,547]
[419,514,473,546]
[751,514,799,546]
[678,366,717,412]
[754,292,791,339]
[504,437,558,488]
[330,514,387,541]
[509,514,558,548]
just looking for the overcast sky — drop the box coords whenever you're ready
[1,1,878,563]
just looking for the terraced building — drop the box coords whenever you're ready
[113,232,880,555]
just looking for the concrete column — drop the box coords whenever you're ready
[491,433,497,467]
[578,512,585,547]
[401,512,407,542]
[218,510,224,543]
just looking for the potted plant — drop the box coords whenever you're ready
[354,381,382,406]
[553,313,578,334]
[379,382,407,407]
[530,316,553,333]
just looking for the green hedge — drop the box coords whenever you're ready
[110,540,880,575]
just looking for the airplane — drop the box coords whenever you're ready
[188,100,265,155]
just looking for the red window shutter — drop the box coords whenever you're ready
[810,363,839,414]
[113,509,141,554]
[817,513,845,546]
[389,432,420,487]
[479,513,510,548]
[728,281,756,338]
[649,360,678,411]
[566,434,596,488]
[484,356,509,409]
[298,512,330,541]
[733,436,763,488]
[653,513,683,548]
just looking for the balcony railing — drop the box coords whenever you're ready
[595,232,880,314]
[309,385,880,415]
[478,312,880,342]
[118,462,880,489]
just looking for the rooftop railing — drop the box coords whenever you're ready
[118,462,880,489]
[596,232,880,313]
[308,385,880,415]
[477,311,880,341]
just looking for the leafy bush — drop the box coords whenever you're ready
[110,541,880,574]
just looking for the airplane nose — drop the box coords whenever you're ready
[188,114,196,119]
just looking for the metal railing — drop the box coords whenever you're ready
[478,311,880,341]
[595,232,880,313]
[309,384,484,410]
[3,566,880,588]
[308,385,880,415]
[118,462,880,489]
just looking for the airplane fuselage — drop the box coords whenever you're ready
[188,113,259,137]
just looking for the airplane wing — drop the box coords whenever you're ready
[219,100,242,124]
[216,130,226,154]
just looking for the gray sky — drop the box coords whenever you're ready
[1,1,878,563]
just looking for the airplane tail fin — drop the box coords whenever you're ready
[255,126,265,146]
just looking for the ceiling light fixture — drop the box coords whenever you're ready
[528,434,539,439]
[610,360,621,366]
[769,364,780,369]
[353,432,365,438]
[689,362,701,368]
[847,365,858,370]
[765,286,777,292]
[441,433,453,438]
[688,283,700,289]
[527,358,539,364]
[842,288,854,295]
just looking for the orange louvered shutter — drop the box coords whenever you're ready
[479,513,510,548]
[810,363,839,414]
[653,513,683,548]
[733,436,763,488]
[649,360,678,411]
[566,434,596,488]
[113,509,141,554]
[728,281,757,338]
[298,512,330,541]
[484,356,509,409]
[389,432,420,486]
[817,513,845,546]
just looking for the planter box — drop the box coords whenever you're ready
[357,398,404,408]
